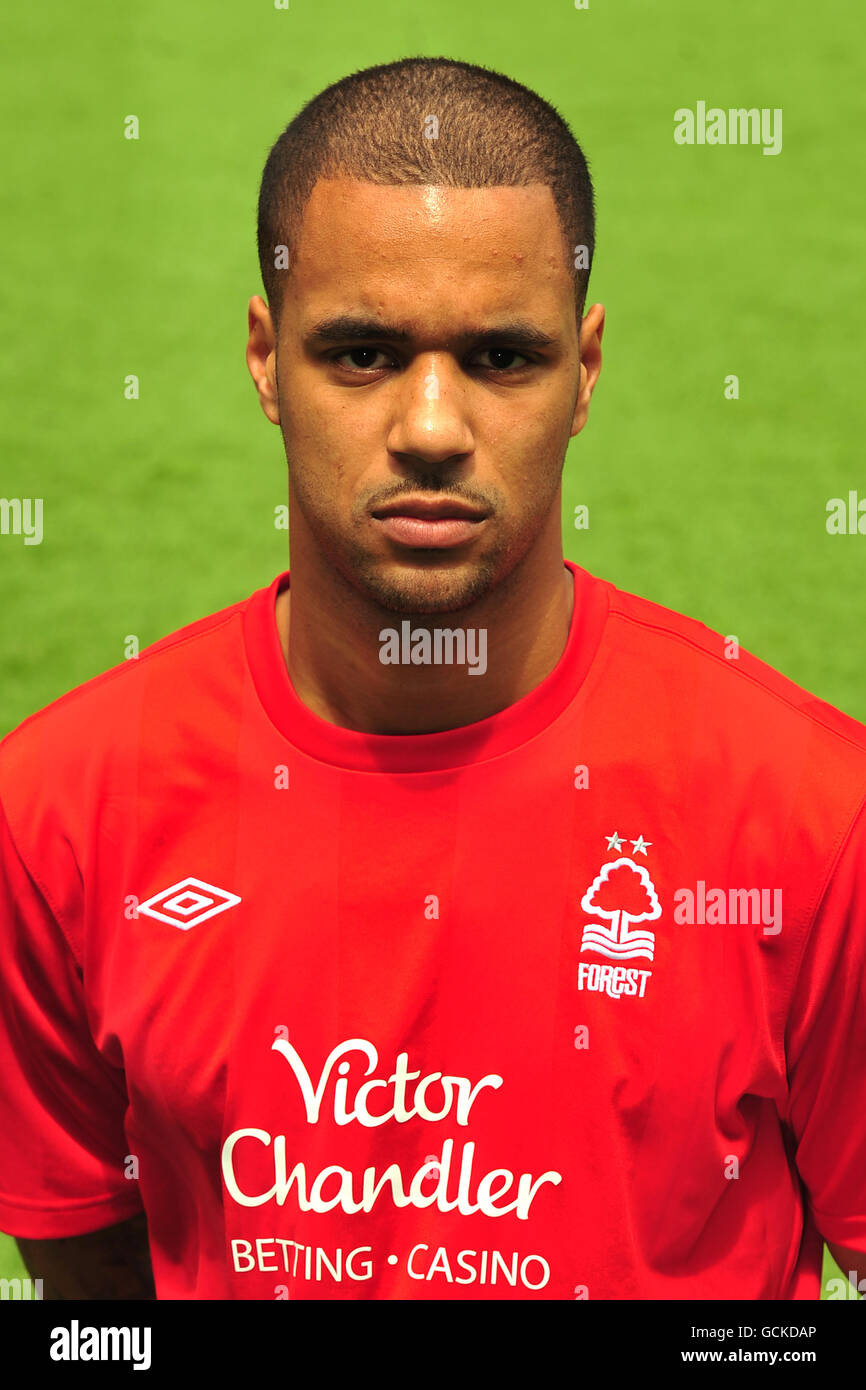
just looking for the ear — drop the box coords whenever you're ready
[570,302,605,438]
[246,296,280,426]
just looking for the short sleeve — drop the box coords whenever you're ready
[784,799,866,1248]
[0,796,143,1237]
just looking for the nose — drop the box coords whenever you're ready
[385,355,474,466]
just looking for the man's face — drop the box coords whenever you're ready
[248,178,603,614]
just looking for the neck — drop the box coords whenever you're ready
[276,545,575,736]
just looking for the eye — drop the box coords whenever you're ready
[331,347,393,371]
[472,348,530,372]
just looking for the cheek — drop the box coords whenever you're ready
[500,420,565,487]
[280,403,342,488]
[483,398,563,456]
[283,435,356,527]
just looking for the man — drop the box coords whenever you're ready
[1,56,864,1301]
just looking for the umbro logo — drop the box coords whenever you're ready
[137,877,241,930]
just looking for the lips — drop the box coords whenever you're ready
[371,497,489,522]
[371,499,489,550]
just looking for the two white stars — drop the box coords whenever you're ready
[605,831,652,856]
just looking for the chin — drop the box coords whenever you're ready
[354,557,497,616]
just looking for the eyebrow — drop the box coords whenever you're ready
[306,315,558,351]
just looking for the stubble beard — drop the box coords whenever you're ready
[335,538,501,616]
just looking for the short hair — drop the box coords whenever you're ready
[256,56,596,335]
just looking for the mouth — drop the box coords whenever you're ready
[370,498,490,550]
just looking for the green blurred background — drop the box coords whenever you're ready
[1,0,863,1297]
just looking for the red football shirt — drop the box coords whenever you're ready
[1,559,865,1300]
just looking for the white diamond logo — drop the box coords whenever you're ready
[137,877,241,930]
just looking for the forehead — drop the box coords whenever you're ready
[286,178,572,324]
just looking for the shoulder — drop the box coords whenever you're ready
[580,572,866,863]
[0,582,262,831]
[598,573,866,760]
